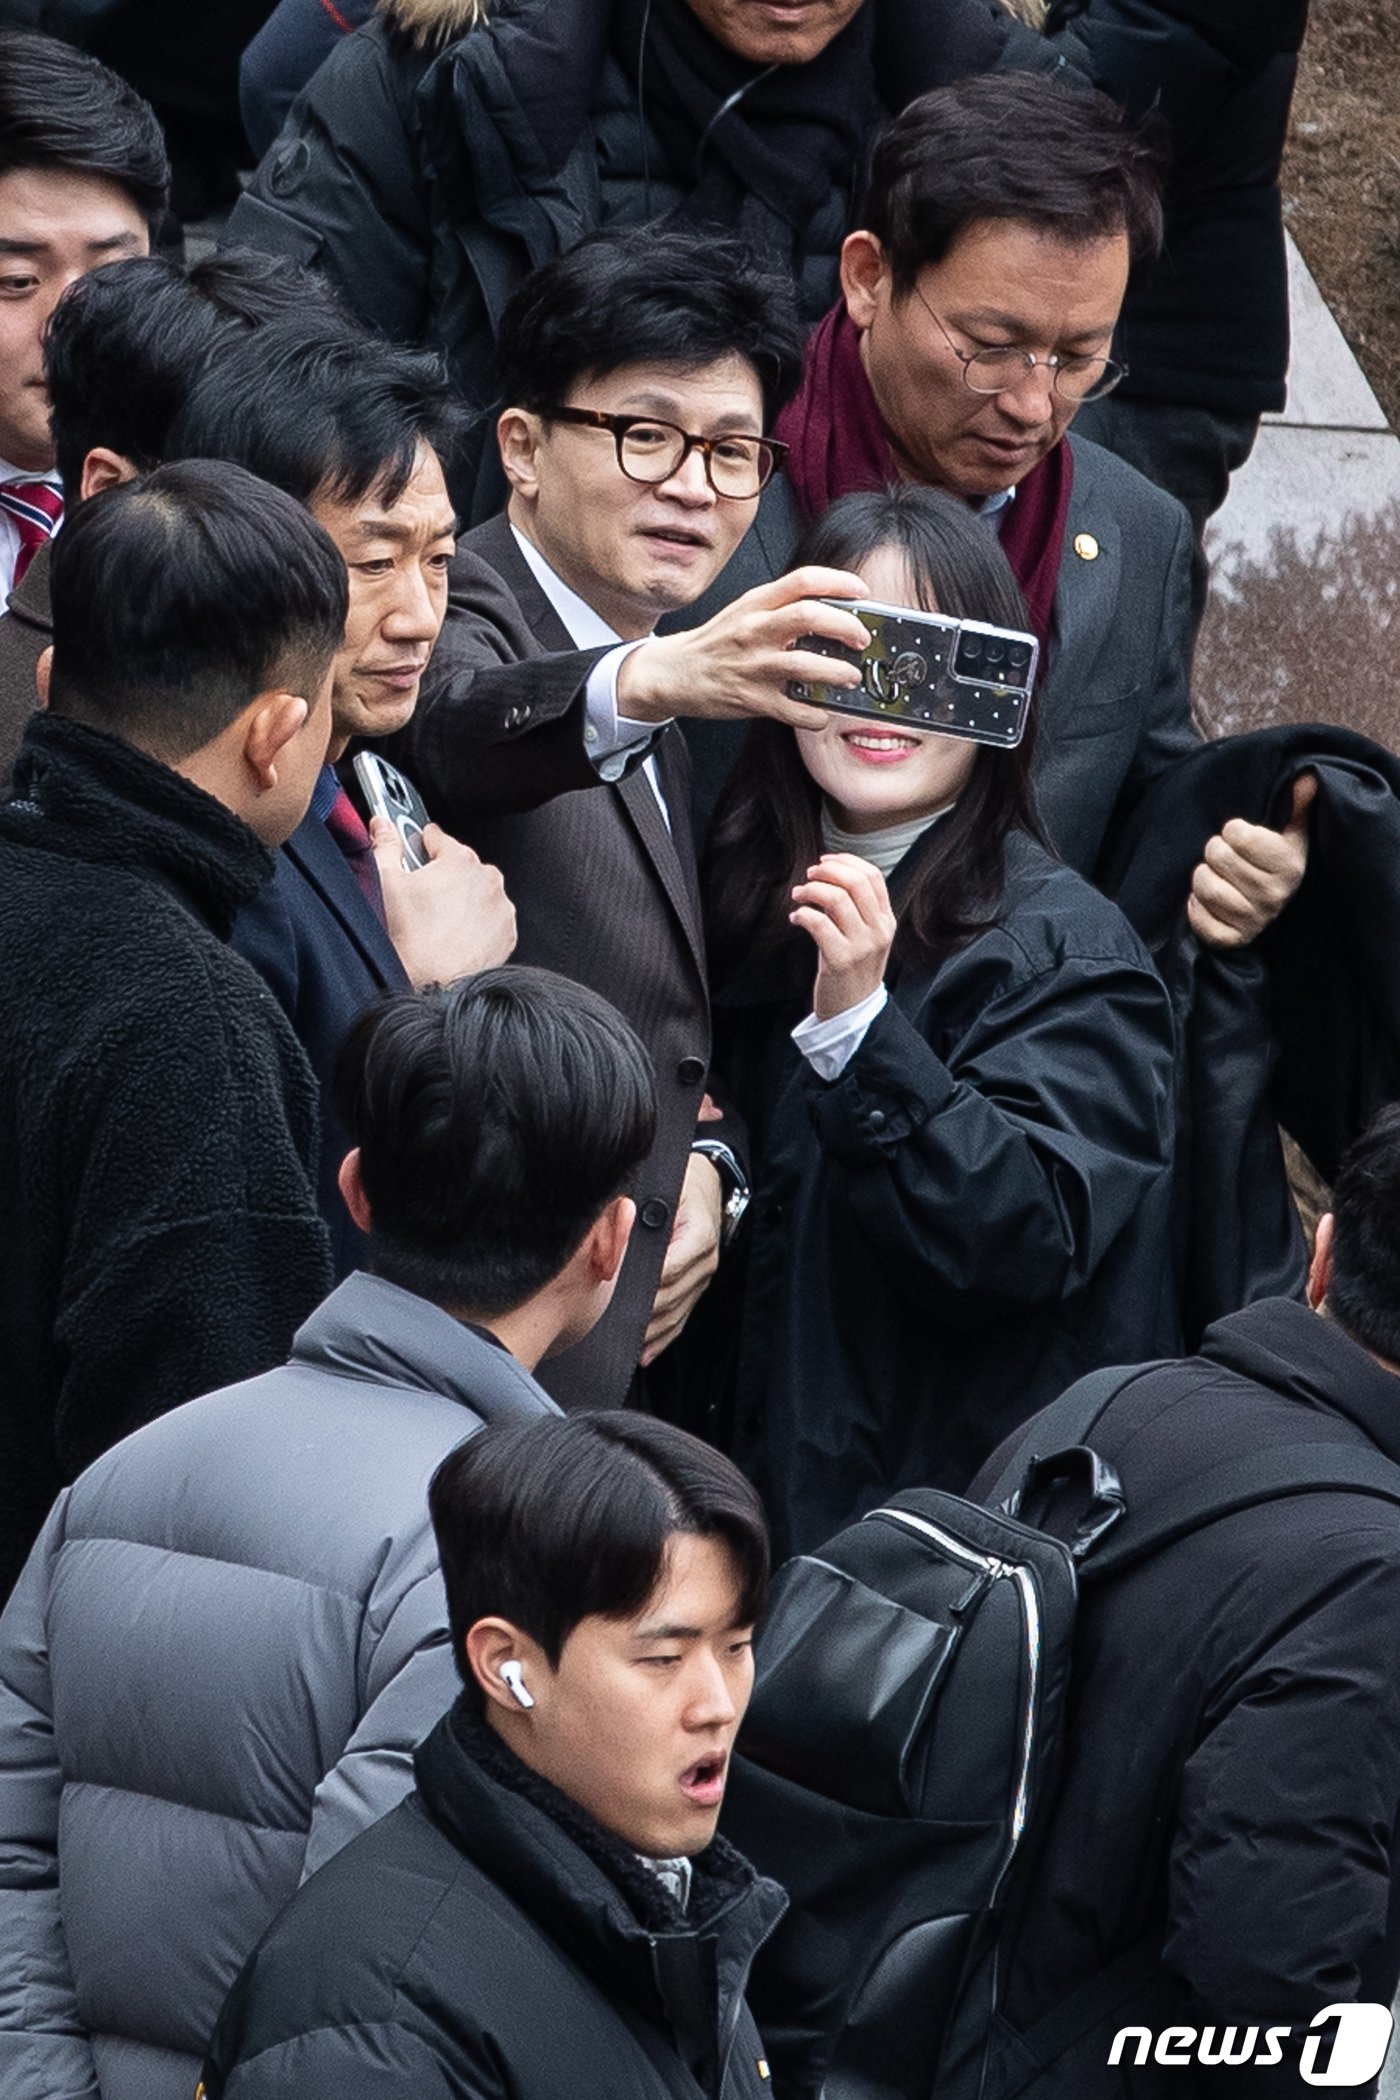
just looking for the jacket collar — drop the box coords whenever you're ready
[2,712,272,937]
[290,1271,558,1423]
[414,1697,785,2093]
[1200,1295,1400,1464]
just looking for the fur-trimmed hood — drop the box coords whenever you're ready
[379,0,492,48]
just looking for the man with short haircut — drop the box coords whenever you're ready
[394,226,874,1409]
[967,1103,1400,2095]
[170,320,518,1272]
[203,1408,784,2099]
[0,31,167,609]
[0,460,342,1599]
[0,246,339,779]
[687,74,1312,948]
[0,966,653,2100]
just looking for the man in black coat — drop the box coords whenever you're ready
[391,228,880,1411]
[203,1411,785,2099]
[967,1104,1400,2097]
[223,0,1062,520]
[0,460,343,1600]
[172,321,518,1273]
[1057,0,1311,538]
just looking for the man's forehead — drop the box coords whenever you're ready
[574,356,765,427]
[0,165,148,248]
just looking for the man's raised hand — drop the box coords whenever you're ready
[614,566,870,730]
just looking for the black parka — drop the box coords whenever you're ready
[1048,0,1310,416]
[970,1297,1400,2098]
[715,831,1179,1560]
[203,1701,787,2099]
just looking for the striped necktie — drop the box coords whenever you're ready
[0,480,63,591]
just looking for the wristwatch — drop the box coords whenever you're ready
[691,1137,751,1249]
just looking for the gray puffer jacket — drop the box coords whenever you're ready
[0,1270,556,2100]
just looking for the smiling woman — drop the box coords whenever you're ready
[701,483,1181,1556]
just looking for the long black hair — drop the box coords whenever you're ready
[705,484,1046,985]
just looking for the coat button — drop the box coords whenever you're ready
[867,1109,887,1133]
[640,1198,672,1230]
[677,1055,705,1086]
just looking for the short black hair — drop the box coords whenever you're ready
[169,317,470,508]
[495,227,806,427]
[861,75,1165,299]
[48,459,348,761]
[1324,1105,1400,1364]
[44,248,346,497]
[334,967,658,1312]
[429,1413,770,1686]
[0,30,169,226]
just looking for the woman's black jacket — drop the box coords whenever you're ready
[203,1701,787,2099]
[715,833,1179,1560]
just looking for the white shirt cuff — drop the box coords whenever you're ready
[792,985,889,1080]
[583,642,665,783]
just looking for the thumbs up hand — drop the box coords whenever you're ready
[1187,772,1317,950]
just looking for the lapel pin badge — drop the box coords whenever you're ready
[1073,532,1101,562]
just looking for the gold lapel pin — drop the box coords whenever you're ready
[1073,532,1101,562]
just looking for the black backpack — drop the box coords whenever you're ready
[720,1363,1400,2100]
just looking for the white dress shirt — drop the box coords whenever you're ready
[509,526,672,827]
[0,459,63,612]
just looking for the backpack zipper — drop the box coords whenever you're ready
[866,1507,1041,1888]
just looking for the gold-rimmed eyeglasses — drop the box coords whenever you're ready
[913,285,1128,404]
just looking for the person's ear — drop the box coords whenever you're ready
[586,1192,636,1287]
[78,446,139,503]
[497,406,545,501]
[241,688,314,795]
[841,229,890,333]
[35,645,52,710]
[466,1617,545,1718]
[1307,1211,1335,1312]
[338,1148,371,1234]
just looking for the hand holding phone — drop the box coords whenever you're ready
[353,752,430,870]
[790,600,1039,748]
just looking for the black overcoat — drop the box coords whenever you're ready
[717,831,1179,1558]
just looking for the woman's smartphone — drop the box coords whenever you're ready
[791,600,1039,747]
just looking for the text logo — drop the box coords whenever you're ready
[1109,2005,1393,2086]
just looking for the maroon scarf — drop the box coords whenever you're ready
[775,303,1074,648]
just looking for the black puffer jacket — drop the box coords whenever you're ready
[1048,0,1310,415]
[204,1700,787,2099]
[225,0,1060,517]
[0,714,331,1601]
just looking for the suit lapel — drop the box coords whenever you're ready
[285,810,404,988]
[1051,437,1124,691]
[483,516,708,977]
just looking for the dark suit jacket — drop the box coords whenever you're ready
[669,434,1204,876]
[0,541,52,793]
[232,804,409,1278]
[389,514,732,1412]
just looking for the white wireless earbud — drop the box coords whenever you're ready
[500,1660,535,1710]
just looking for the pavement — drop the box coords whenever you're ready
[1196,235,1400,741]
